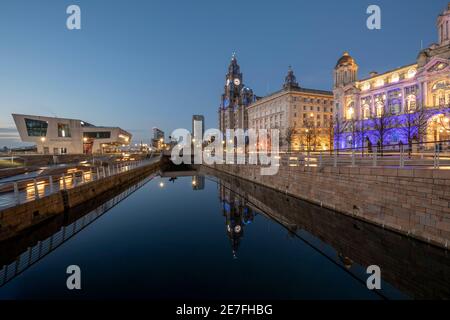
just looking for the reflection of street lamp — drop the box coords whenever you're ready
[159,182,165,188]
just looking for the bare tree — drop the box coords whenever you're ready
[284,126,297,152]
[369,109,398,156]
[436,103,450,132]
[398,105,431,157]
[299,118,318,151]
[333,114,350,154]
[324,117,335,155]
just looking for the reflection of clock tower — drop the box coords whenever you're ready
[219,54,255,133]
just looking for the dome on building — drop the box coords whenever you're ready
[335,51,356,69]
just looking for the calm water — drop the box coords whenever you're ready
[0,168,449,300]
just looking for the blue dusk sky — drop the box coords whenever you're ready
[0,0,448,146]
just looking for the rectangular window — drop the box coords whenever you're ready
[83,131,111,139]
[58,123,71,138]
[25,118,48,137]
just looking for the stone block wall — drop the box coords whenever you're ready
[204,163,450,249]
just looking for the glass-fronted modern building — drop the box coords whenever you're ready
[12,114,132,155]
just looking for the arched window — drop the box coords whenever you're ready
[346,102,354,120]
[431,80,450,107]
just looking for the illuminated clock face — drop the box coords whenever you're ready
[234,78,241,86]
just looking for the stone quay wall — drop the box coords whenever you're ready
[203,163,450,249]
[0,160,161,241]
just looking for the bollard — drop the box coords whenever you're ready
[351,150,355,167]
[49,176,53,194]
[13,182,19,205]
[96,167,100,180]
[33,179,39,200]
[373,148,377,167]
[107,166,111,176]
[102,167,106,178]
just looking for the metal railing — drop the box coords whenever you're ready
[0,157,158,210]
[218,140,450,169]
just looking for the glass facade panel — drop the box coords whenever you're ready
[58,123,71,138]
[25,118,48,137]
[83,131,111,139]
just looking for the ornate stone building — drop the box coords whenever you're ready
[247,67,334,151]
[218,54,256,133]
[333,3,450,149]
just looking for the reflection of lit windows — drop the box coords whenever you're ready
[25,118,48,137]
[58,123,71,138]
[407,68,417,79]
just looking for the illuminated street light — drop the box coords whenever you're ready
[40,137,46,142]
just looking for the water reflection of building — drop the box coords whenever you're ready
[191,176,205,190]
[218,183,256,258]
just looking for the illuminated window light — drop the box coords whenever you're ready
[375,79,384,87]
[390,73,399,83]
[407,69,417,79]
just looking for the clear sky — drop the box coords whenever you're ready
[0,0,448,147]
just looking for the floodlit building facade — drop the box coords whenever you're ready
[247,67,334,151]
[12,114,132,155]
[333,4,450,150]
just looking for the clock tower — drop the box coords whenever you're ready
[219,53,254,133]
